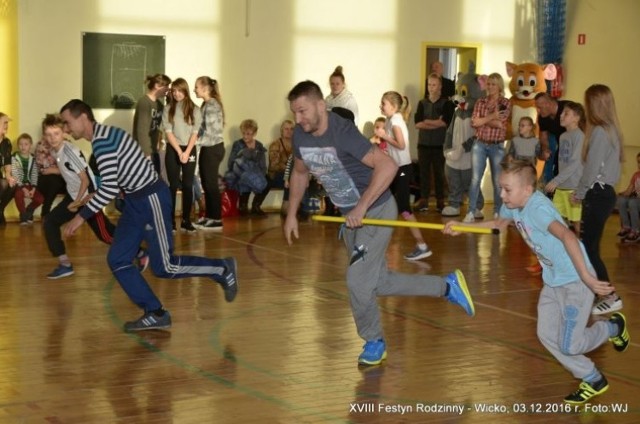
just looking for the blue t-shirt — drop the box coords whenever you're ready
[500,191,593,287]
[293,112,391,213]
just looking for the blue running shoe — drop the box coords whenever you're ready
[47,264,74,280]
[445,269,475,316]
[213,257,238,302]
[358,339,387,366]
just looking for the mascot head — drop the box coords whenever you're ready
[452,65,486,113]
[506,62,557,100]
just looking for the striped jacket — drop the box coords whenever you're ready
[11,152,39,186]
[79,123,158,220]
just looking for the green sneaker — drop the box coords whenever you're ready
[609,312,630,352]
[564,376,609,404]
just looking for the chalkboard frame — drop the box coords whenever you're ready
[82,32,165,109]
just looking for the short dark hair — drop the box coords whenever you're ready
[41,113,64,132]
[60,99,95,122]
[331,107,354,123]
[287,80,324,102]
[534,92,557,102]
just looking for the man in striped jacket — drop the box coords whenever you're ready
[60,99,238,332]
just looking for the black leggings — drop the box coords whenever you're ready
[199,144,225,220]
[0,178,14,215]
[165,146,197,223]
[580,184,616,281]
[37,173,67,217]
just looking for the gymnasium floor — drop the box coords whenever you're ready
[0,209,638,423]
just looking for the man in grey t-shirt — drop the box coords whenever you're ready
[283,80,475,367]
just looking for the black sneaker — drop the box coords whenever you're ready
[181,221,197,233]
[564,376,608,404]
[124,310,172,332]
[213,257,238,302]
[609,312,630,352]
[200,219,223,231]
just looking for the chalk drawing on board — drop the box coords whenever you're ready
[111,42,147,109]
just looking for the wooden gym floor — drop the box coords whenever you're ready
[0,208,638,423]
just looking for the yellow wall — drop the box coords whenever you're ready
[1,0,18,219]
[0,0,18,138]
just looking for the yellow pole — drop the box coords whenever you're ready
[311,215,498,235]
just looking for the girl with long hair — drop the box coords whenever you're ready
[162,78,202,232]
[194,76,226,230]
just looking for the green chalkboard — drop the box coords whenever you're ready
[82,32,165,109]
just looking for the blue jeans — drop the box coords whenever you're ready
[468,139,505,214]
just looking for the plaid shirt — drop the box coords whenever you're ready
[472,96,511,142]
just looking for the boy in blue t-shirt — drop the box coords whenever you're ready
[444,160,630,405]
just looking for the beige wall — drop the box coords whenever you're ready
[14,0,639,195]
[562,0,640,184]
[17,0,525,151]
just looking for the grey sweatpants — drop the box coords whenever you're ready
[342,196,447,342]
[537,281,610,380]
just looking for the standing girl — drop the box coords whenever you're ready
[325,66,359,127]
[545,102,586,236]
[163,78,202,232]
[376,91,432,261]
[572,85,624,315]
[194,76,226,231]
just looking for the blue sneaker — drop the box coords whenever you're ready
[358,339,387,365]
[445,269,475,316]
[47,264,74,280]
[213,257,238,302]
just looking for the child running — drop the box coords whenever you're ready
[41,114,149,279]
[444,160,630,404]
[376,91,432,260]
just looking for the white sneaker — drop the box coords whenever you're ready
[194,217,208,227]
[463,212,475,223]
[441,206,460,217]
[404,246,433,261]
[473,210,485,220]
[592,295,623,315]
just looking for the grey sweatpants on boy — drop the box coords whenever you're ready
[537,280,610,380]
[341,196,446,342]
